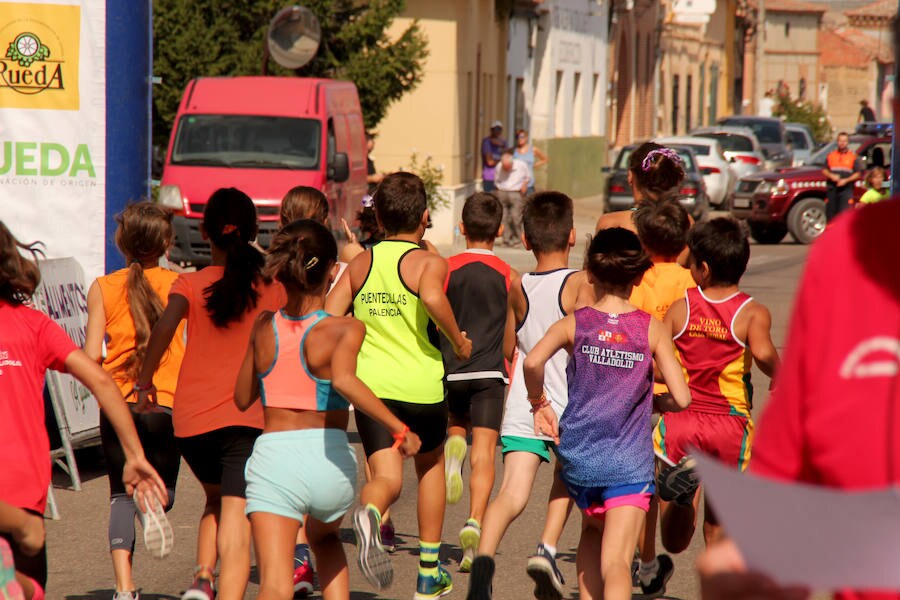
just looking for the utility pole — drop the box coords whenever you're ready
[755,0,765,115]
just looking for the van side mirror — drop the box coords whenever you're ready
[329,152,350,183]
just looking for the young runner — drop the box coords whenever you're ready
[326,172,471,599]
[137,188,285,600]
[0,222,167,600]
[525,227,691,600]
[84,202,186,600]
[440,193,514,572]
[234,219,421,600]
[657,218,780,553]
[466,192,586,600]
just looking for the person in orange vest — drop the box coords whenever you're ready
[822,132,863,223]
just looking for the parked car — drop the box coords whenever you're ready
[602,143,709,220]
[158,77,368,266]
[731,134,892,244]
[785,122,816,166]
[717,116,793,170]
[654,136,736,209]
[691,126,766,181]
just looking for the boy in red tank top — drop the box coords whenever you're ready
[655,218,780,555]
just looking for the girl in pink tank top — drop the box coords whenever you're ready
[235,220,420,600]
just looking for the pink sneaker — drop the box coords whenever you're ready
[292,559,314,597]
[380,522,396,553]
[181,576,215,600]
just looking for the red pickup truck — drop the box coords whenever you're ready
[731,134,892,244]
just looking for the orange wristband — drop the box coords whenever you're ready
[391,425,410,450]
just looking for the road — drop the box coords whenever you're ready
[45,199,810,600]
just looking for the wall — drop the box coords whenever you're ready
[609,0,660,146]
[822,64,878,130]
[539,135,607,199]
[762,12,820,99]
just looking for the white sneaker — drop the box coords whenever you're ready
[139,496,174,558]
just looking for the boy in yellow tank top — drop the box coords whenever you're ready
[327,172,471,599]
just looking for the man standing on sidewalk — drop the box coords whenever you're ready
[823,132,862,222]
[482,122,507,193]
[494,149,530,247]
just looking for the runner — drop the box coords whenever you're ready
[0,222,168,600]
[84,202,186,600]
[326,172,471,599]
[136,188,285,600]
[656,218,780,554]
[440,192,514,572]
[525,227,691,600]
[466,192,586,600]
[235,219,421,600]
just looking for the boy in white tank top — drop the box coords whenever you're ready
[467,192,587,600]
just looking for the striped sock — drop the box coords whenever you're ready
[419,540,441,575]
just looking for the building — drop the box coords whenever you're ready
[506,0,611,197]
[843,0,896,120]
[375,1,508,244]
[659,0,741,135]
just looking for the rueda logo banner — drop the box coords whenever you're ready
[0,0,105,282]
[0,2,80,110]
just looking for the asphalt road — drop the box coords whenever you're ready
[44,201,811,600]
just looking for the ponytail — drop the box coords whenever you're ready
[265,219,336,293]
[119,261,165,380]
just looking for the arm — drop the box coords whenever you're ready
[339,218,366,264]
[419,255,472,360]
[649,318,690,411]
[0,500,43,556]
[325,255,359,315]
[234,316,266,411]
[331,320,421,457]
[746,303,780,381]
[135,294,188,407]
[534,146,548,169]
[523,316,575,444]
[83,280,105,362]
[698,538,810,600]
[482,140,497,167]
[65,350,167,509]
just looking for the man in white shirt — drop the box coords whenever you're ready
[494,150,530,246]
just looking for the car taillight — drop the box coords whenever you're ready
[680,187,698,196]
[736,156,761,165]
[702,167,721,175]
[610,184,626,193]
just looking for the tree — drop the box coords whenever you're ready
[152,0,427,142]
[773,92,832,144]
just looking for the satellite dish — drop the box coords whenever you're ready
[267,5,321,70]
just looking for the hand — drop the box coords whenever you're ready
[397,430,422,458]
[520,185,528,195]
[134,385,158,414]
[13,510,44,557]
[533,405,559,444]
[341,218,359,246]
[122,455,168,513]
[836,178,847,187]
[454,331,473,361]
[698,538,809,600]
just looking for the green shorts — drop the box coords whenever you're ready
[500,435,554,463]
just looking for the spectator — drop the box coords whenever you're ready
[859,99,877,124]
[758,90,775,117]
[366,132,384,196]
[481,121,507,193]
[823,132,863,222]
[514,129,548,195]
[494,149,530,247]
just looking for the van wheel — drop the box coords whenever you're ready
[787,197,827,244]
[748,221,787,244]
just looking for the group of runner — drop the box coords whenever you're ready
[0,141,783,600]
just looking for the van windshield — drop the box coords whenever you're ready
[171,115,321,169]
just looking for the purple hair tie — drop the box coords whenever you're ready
[642,148,683,172]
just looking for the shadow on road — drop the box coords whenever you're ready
[66,592,178,600]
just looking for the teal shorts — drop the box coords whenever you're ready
[245,428,358,524]
[501,435,554,463]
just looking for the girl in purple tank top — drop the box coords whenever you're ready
[523,228,691,600]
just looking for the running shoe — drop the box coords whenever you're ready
[112,592,140,600]
[525,544,565,600]
[444,435,467,505]
[458,519,481,573]
[639,554,674,598]
[181,577,215,600]
[657,456,699,504]
[292,558,314,597]
[380,522,397,553]
[352,505,393,589]
[139,496,174,559]
[0,538,24,600]
[414,565,453,599]
[466,555,494,600]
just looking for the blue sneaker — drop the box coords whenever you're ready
[414,565,453,599]
[525,544,565,600]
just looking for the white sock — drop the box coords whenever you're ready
[639,557,660,585]
[542,544,557,558]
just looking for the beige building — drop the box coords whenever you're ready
[375,1,508,244]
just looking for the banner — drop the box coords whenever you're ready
[31,257,99,435]
[0,0,106,282]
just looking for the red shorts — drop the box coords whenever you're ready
[653,411,754,471]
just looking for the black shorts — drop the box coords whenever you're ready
[100,408,180,498]
[1,515,47,588]
[445,378,506,432]
[355,399,449,457]
[177,426,261,498]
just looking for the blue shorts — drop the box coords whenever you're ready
[245,428,358,524]
[566,481,656,511]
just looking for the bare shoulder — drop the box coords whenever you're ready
[742,299,772,324]
[595,210,635,233]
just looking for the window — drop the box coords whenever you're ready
[555,70,565,137]
[591,73,602,135]
[699,64,706,128]
[686,75,693,133]
[672,75,680,135]
[514,77,526,132]
[574,71,584,135]
[785,22,790,37]
[709,64,719,123]
[787,130,809,150]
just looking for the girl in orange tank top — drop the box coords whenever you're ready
[84,202,184,599]
[235,220,420,600]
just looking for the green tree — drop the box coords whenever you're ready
[152,0,427,142]
[773,92,832,143]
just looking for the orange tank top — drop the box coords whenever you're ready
[95,266,186,408]
[673,287,753,417]
[258,310,349,411]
